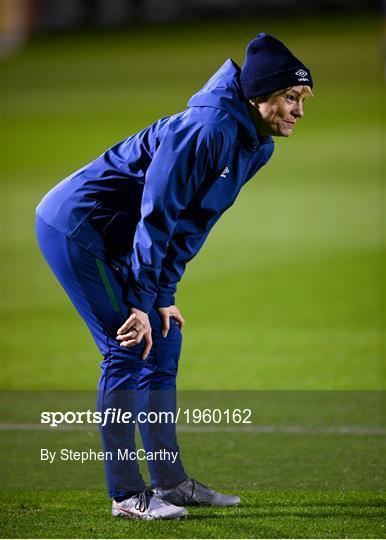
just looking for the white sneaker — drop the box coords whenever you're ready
[112,488,188,520]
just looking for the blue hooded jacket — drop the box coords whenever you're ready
[36,59,274,313]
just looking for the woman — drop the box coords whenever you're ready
[36,32,313,520]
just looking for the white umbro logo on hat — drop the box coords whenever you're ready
[295,69,308,77]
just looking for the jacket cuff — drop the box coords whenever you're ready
[154,291,175,308]
[127,286,155,314]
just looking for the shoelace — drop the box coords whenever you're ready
[134,487,154,513]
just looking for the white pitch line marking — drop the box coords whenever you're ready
[0,423,385,436]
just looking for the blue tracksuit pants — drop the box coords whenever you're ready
[36,215,188,498]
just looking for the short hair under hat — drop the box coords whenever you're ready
[240,32,313,99]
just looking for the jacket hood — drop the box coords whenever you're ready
[187,59,272,145]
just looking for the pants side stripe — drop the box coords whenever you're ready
[95,258,120,313]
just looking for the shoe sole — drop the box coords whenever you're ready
[112,507,188,520]
[159,496,241,507]
[177,502,240,507]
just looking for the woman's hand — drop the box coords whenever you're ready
[116,308,152,360]
[157,305,185,337]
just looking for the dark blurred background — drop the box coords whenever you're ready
[0,0,380,57]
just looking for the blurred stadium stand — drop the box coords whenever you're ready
[0,0,379,57]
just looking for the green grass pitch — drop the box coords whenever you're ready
[1,14,384,538]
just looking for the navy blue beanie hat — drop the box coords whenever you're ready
[240,32,313,99]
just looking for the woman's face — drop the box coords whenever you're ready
[249,85,310,137]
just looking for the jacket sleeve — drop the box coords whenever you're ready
[154,167,238,308]
[154,227,212,308]
[127,121,224,313]
[154,137,275,308]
